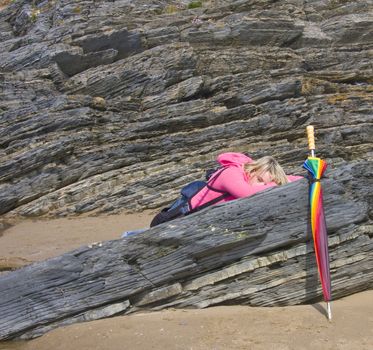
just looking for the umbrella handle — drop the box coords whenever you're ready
[306,125,316,157]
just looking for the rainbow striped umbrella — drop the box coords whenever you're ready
[303,126,332,320]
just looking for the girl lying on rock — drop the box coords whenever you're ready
[149,152,303,227]
[188,152,302,210]
[122,152,303,236]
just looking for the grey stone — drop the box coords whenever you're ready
[0,162,371,339]
[0,0,372,336]
[1,0,372,219]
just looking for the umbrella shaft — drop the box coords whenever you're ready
[310,150,315,157]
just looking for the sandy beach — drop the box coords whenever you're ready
[0,213,372,350]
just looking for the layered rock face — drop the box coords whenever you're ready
[0,0,371,218]
[0,162,372,340]
[0,0,372,340]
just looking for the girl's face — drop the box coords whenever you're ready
[249,170,273,185]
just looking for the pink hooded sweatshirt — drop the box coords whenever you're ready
[190,152,303,210]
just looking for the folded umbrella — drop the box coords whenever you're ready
[303,125,332,320]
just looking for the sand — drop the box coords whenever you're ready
[0,211,154,265]
[0,213,372,350]
[0,0,11,12]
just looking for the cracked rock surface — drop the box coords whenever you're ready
[0,0,372,340]
[0,0,372,218]
[0,162,372,339]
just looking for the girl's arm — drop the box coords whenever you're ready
[215,168,304,199]
[287,175,304,182]
[216,167,277,198]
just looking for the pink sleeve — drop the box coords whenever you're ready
[287,175,304,182]
[216,167,277,198]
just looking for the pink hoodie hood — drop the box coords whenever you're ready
[217,152,253,167]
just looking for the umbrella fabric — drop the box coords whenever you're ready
[303,157,331,302]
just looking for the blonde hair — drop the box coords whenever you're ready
[244,156,288,185]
